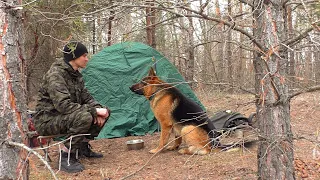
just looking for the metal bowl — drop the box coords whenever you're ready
[126,139,144,150]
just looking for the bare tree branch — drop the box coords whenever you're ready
[178,5,266,52]
[293,134,320,144]
[289,85,320,100]
[282,0,291,7]
[5,140,58,180]
[285,27,314,47]
[238,0,253,7]
[199,0,210,14]
[120,3,265,52]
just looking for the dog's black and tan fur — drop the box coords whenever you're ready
[130,68,217,155]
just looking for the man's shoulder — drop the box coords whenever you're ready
[47,65,66,76]
[45,62,69,80]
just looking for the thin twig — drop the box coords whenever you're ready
[5,140,58,180]
[17,151,31,180]
[34,133,91,151]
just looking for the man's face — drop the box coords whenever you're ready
[74,53,89,69]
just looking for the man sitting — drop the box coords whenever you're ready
[34,41,110,173]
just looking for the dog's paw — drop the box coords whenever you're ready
[166,146,178,151]
[149,148,161,154]
[178,148,189,155]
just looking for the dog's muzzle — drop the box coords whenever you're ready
[129,85,144,95]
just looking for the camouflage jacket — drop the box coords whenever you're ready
[35,58,102,121]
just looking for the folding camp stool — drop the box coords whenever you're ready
[37,134,67,162]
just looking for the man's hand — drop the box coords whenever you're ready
[94,116,106,127]
[96,108,110,119]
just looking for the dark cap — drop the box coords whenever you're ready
[63,42,88,62]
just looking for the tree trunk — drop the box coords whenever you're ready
[146,0,156,49]
[215,0,224,91]
[286,6,295,88]
[314,46,320,84]
[186,6,195,89]
[92,18,96,53]
[199,19,219,89]
[178,17,188,78]
[238,2,245,88]
[226,0,233,92]
[253,1,295,179]
[172,21,182,73]
[92,0,96,53]
[305,47,313,85]
[0,0,29,179]
[107,0,114,47]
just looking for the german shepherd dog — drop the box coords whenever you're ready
[130,68,218,155]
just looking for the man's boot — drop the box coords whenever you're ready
[60,151,84,173]
[80,142,103,158]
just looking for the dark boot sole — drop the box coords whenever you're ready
[60,166,84,173]
[84,156,103,158]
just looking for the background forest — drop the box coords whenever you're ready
[24,0,319,101]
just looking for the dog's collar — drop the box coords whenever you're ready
[148,88,163,100]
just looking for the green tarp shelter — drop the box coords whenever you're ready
[82,42,204,139]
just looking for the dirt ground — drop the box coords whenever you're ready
[29,91,320,180]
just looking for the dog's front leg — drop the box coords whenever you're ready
[166,135,182,151]
[149,124,172,154]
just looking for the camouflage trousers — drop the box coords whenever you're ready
[34,109,103,152]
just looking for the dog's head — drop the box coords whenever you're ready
[130,67,165,99]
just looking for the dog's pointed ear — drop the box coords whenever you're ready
[148,67,156,77]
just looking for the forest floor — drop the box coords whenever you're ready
[29,91,320,180]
